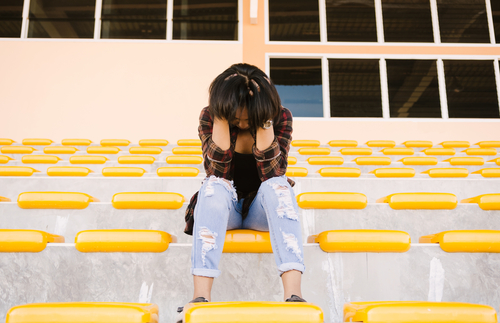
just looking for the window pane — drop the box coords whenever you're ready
[270,59,323,117]
[101,20,166,39]
[0,0,24,18]
[437,0,490,43]
[102,0,166,19]
[382,0,433,42]
[29,0,95,18]
[28,19,94,38]
[172,0,238,40]
[269,0,320,41]
[491,0,500,43]
[329,59,382,117]
[386,60,441,118]
[444,60,499,118]
[0,19,22,37]
[325,0,377,42]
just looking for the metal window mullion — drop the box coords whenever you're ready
[167,0,173,40]
[485,0,496,44]
[20,0,31,38]
[379,58,390,118]
[493,59,500,114]
[94,0,103,39]
[318,0,327,43]
[430,0,441,44]
[437,58,449,119]
[374,0,384,43]
[321,56,331,118]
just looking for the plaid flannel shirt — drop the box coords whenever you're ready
[184,106,295,235]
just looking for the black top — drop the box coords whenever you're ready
[233,152,261,199]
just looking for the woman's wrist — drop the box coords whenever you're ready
[255,126,274,151]
[212,117,231,150]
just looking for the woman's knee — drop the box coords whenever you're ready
[260,176,298,221]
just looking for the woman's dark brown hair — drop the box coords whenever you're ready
[208,63,281,130]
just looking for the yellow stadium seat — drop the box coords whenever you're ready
[343,301,497,323]
[298,148,330,155]
[87,146,121,154]
[47,167,92,177]
[17,192,99,209]
[102,167,146,177]
[377,193,458,209]
[462,194,500,210]
[402,140,433,148]
[177,139,202,146]
[1,146,36,154]
[443,157,484,165]
[440,141,470,148]
[308,230,411,253]
[370,168,415,178]
[222,230,272,253]
[0,230,64,252]
[476,141,500,148]
[462,148,497,155]
[112,192,185,209]
[286,167,308,177]
[157,167,199,177]
[0,196,11,202]
[75,230,173,252]
[100,139,130,146]
[353,157,391,165]
[172,147,203,155]
[307,157,344,165]
[297,192,367,209]
[366,140,396,148]
[61,139,92,146]
[421,168,469,178]
[340,148,372,155]
[183,302,323,323]
[318,167,361,177]
[0,166,39,176]
[139,139,169,146]
[420,230,500,252]
[22,138,53,146]
[423,148,455,155]
[381,148,414,155]
[129,147,162,154]
[328,140,357,147]
[22,155,61,164]
[0,155,13,164]
[166,156,203,164]
[0,138,15,145]
[70,156,108,164]
[6,303,159,323]
[43,147,78,154]
[118,156,155,164]
[291,140,320,147]
[288,156,297,165]
[471,168,500,177]
[398,157,438,165]
[489,158,500,165]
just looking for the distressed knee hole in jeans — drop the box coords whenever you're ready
[198,227,218,266]
[204,175,237,201]
[281,230,303,262]
[267,182,298,220]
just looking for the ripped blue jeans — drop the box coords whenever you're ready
[191,175,305,278]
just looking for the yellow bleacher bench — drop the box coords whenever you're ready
[471,168,500,177]
[365,140,396,148]
[286,167,308,177]
[307,156,344,165]
[100,139,130,146]
[443,157,484,165]
[70,156,108,164]
[102,167,146,177]
[0,229,64,252]
[340,148,372,155]
[488,158,500,165]
[129,147,162,154]
[0,155,14,164]
[440,141,470,148]
[291,140,320,147]
[47,167,92,177]
[177,139,201,146]
[462,194,500,210]
[22,155,61,164]
[61,139,92,146]
[118,156,156,164]
[112,192,185,209]
[0,196,11,202]
[308,230,411,253]
[22,138,53,146]
[420,230,500,252]
[166,156,203,164]
[183,301,323,323]
[139,139,169,146]
[298,148,330,155]
[0,138,15,145]
[402,140,433,148]
[328,140,357,147]
[288,156,297,165]
[297,192,367,209]
[476,141,500,148]
[87,146,121,154]
[43,146,78,154]
[353,157,391,165]
[421,168,469,177]
[423,148,455,155]
[462,148,497,155]
[172,147,203,155]
[377,193,458,209]
[6,302,159,323]
[75,230,174,252]
[343,301,497,323]
[1,146,36,154]
[223,230,272,253]
[318,167,361,177]
[17,192,99,209]
[370,168,415,177]
[398,157,438,165]
[381,148,414,155]
[157,167,199,177]
[0,166,39,176]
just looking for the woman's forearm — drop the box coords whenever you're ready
[256,127,275,151]
[212,118,231,150]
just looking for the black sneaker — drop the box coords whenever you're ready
[175,297,209,323]
[285,295,307,302]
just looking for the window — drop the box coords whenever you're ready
[437,0,490,43]
[270,58,323,117]
[28,0,95,38]
[269,0,320,41]
[0,0,24,37]
[382,0,434,42]
[491,0,500,43]
[325,0,377,42]
[172,0,238,40]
